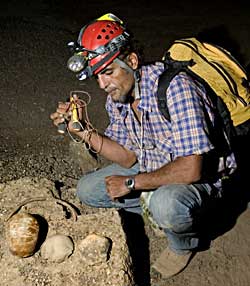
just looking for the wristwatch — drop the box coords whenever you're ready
[125,177,135,191]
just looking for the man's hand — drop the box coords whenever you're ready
[105,175,132,201]
[50,95,84,135]
[50,101,71,128]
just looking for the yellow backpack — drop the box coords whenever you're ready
[157,37,250,138]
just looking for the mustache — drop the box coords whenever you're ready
[105,87,116,93]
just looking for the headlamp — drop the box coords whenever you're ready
[67,54,87,73]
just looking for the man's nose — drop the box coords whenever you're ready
[97,74,108,90]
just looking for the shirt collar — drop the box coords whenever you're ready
[109,62,165,115]
[138,62,164,112]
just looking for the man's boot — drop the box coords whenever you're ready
[152,247,195,279]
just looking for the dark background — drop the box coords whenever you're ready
[1,0,249,153]
[0,0,250,181]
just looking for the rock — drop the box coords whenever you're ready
[78,233,111,266]
[40,234,74,263]
[6,212,40,257]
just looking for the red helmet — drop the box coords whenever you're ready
[67,15,130,80]
[79,20,128,74]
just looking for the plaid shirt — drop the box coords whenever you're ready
[104,62,237,186]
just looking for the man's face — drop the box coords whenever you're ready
[95,60,135,103]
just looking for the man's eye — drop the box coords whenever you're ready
[104,70,113,75]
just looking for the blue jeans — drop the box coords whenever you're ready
[76,163,222,254]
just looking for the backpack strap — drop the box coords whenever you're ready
[157,53,194,121]
[157,55,235,154]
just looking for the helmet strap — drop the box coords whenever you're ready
[114,58,141,99]
[114,58,133,73]
[134,69,141,100]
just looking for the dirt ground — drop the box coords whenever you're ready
[1,0,250,285]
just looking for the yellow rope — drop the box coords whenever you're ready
[66,90,103,154]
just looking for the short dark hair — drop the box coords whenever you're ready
[118,34,144,67]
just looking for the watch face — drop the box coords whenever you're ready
[125,177,135,190]
[127,179,133,186]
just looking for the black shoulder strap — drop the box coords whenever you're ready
[157,54,194,121]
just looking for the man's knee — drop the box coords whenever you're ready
[149,185,195,232]
[76,174,99,206]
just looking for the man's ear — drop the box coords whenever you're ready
[126,53,139,70]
